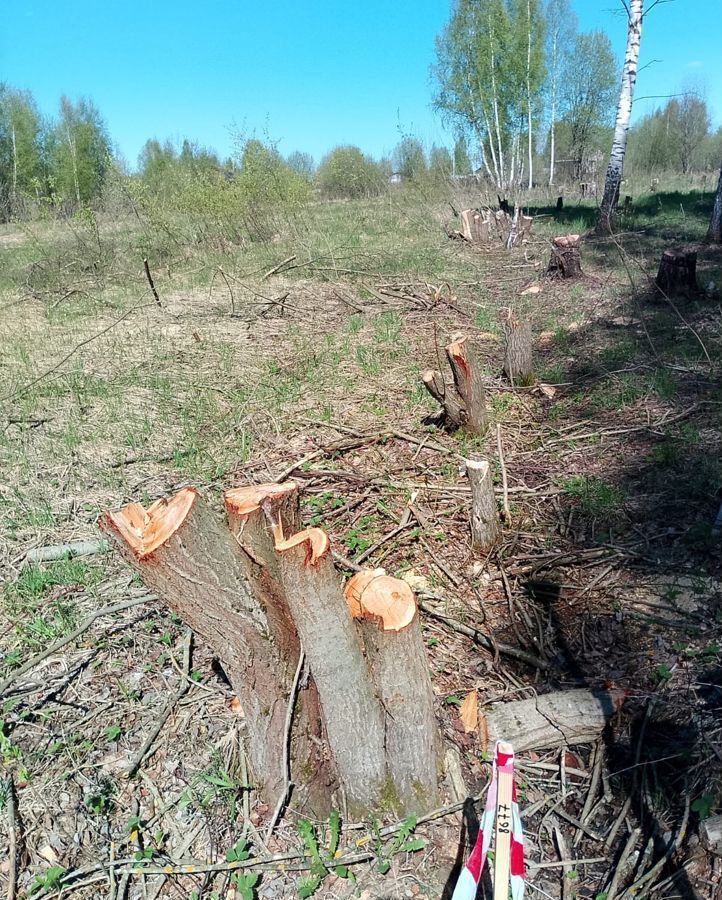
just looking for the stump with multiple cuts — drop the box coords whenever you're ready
[455,206,532,249]
[102,482,445,818]
[500,307,533,386]
[548,234,582,279]
[344,570,439,811]
[465,458,500,553]
[655,247,698,297]
[99,488,310,809]
[422,334,488,434]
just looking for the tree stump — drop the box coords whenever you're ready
[466,458,500,552]
[99,489,299,808]
[224,483,332,813]
[422,334,487,434]
[700,815,722,856]
[269,524,388,816]
[344,571,440,814]
[655,247,697,297]
[500,308,533,386]
[556,196,563,211]
[548,234,582,279]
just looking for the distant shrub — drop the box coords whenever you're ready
[316,146,386,200]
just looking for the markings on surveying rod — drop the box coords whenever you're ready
[493,740,514,900]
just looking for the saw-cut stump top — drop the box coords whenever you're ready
[344,571,440,813]
[100,489,294,807]
[548,234,581,279]
[104,488,198,559]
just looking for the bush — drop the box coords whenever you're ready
[316,146,386,200]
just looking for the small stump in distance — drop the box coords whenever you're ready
[466,458,500,552]
[655,247,697,297]
[548,235,581,279]
[500,308,533,386]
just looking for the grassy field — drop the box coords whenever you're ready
[1,185,722,898]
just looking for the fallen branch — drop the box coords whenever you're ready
[143,258,162,307]
[0,595,151,696]
[22,539,110,567]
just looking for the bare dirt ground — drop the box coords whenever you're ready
[1,193,722,899]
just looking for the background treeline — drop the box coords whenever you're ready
[1,0,721,225]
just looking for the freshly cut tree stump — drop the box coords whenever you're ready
[99,489,296,806]
[345,571,440,814]
[700,815,722,856]
[269,524,387,815]
[466,458,500,552]
[548,235,582,279]
[224,483,332,812]
[422,334,488,434]
[655,247,697,297]
[479,688,626,752]
[500,308,534,386]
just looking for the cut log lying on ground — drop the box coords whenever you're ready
[655,247,697,297]
[466,458,500,552]
[479,688,626,752]
[500,307,534,386]
[345,570,440,813]
[268,522,388,816]
[700,815,722,856]
[422,334,488,434]
[99,488,301,808]
[548,235,582,279]
[224,482,332,813]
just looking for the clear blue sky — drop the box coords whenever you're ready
[1,1,719,169]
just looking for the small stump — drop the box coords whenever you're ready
[655,247,697,297]
[548,235,581,279]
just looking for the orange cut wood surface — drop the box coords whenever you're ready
[344,570,417,631]
[224,482,298,519]
[103,487,198,560]
[274,527,329,566]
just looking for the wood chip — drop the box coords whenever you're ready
[459,689,478,733]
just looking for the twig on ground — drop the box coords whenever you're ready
[496,424,511,525]
[553,822,573,900]
[0,595,151,696]
[574,742,604,846]
[21,539,110,568]
[262,255,297,280]
[605,827,640,900]
[4,775,19,900]
[125,629,192,778]
[264,649,305,842]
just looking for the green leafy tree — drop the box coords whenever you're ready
[429,144,453,177]
[453,135,472,174]
[316,146,384,199]
[677,92,710,174]
[510,0,546,187]
[0,85,43,217]
[392,137,427,180]
[543,0,577,184]
[559,31,617,177]
[48,96,111,207]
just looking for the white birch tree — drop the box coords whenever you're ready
[599,0,643,230]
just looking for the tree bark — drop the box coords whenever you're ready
[500,308,533,386]
[446,335,488,435]
[99,489,292,807]
[270,528,387,816]
[655,248,697,297]
[707,163,722,243]
[345,571,440,814]
[479,688,626,752]
[548,234,582,278]
[700,815,722,856]
[466,459,500,552]
[422,369,465,429]
[599,0,643,231]
[224,483,333,813]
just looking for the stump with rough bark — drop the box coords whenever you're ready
[655,247,697,297]
[422,334,488,434]
[466,458,500,552]
[548,235,582,279]
[99,488,309,809]
[500,308,533,386]
[344,570,440,813]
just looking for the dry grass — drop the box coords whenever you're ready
[1,189,722,899]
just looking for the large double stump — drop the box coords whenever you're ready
[100,482,440,819]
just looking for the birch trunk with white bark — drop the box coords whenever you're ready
[599,0,643,230]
